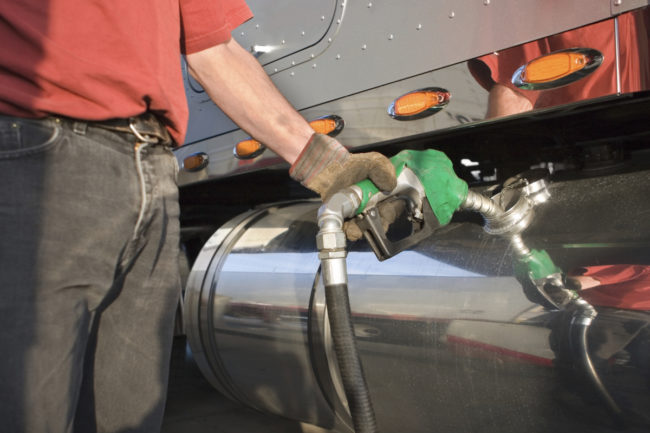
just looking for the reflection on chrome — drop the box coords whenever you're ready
[185,169,650,432]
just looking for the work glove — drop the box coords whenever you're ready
[290,133,396,202]
[290,133,398,240]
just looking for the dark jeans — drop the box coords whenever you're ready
[0,116,182,432]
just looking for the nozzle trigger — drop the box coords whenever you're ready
[357,198,441,261]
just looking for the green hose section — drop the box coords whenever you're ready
[514,249,562,281]
[356,149,468,225]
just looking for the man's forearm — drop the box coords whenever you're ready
[185,37,397,211]
[485,83,533,119]
[185,37,313,164]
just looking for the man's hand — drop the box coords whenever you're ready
[290,133,396,202]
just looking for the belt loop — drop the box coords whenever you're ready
[72,121,88,136]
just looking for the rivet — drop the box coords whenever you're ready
[368,2,373,7]
[290,72,295,76]
[336,54,341,60]
[310,53,315,58]
[362,44,367,50]
[483,0,490,4]
[274,68,278,72]
[388,34,394,40]
[301,31,306,36]
[312,63,317,69]
[449,11,455,18]
[328,38,333,43]
[417,24,422,30]
[291,61,296,65]
[256,24,260,29]
[613,0,622,5]
[282,40,286,44]
[241,32,245,36]
[337,19,341,24]
[321,16,325,20]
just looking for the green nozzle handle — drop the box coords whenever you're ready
[356,149,468,225]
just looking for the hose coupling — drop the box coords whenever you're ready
[317,188,362,287]
[461,190,504,219]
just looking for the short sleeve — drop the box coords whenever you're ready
[180,0,253,54]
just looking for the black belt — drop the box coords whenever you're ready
[87,113,172,146]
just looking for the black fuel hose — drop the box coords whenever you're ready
[325,283,378,433]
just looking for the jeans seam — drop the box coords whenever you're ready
[133,143,153,240]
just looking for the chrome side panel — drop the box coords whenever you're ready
[177,63,486,185]
[261,0,624,109]
[185,169,650,432]
[178,1,650,186]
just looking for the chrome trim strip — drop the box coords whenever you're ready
[615,16,622,94]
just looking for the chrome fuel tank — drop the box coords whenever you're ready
[184,169,650,433]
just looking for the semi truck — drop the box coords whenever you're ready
[174,1,650,432]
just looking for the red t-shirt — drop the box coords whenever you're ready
[0,0,252,144]
[573,265,650,311]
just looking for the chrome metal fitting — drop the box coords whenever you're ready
[483,188,535,235]
[461,190,504,220]
[317,230,347,251]
[482,169,551,236]
[318,187,363,226]
[320,257,348,286]
[503,169,551,206]
[318,250,347,260]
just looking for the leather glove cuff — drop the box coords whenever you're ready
[289,133,349,185]
[291,133,397,202]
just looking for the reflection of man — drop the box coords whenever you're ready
[569,265,650,311]
[469,10,649,118]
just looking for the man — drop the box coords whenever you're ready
[0,1,396,432]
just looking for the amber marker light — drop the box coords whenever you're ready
[388,87,450,120]
[183,152,209,172]
[234,138,266,160]
[512,48,603,90]
[524,52,588,83]
[309,115,344,137]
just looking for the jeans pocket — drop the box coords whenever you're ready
[0,118,61,159]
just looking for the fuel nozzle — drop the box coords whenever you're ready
[353,167,443,261]
[352,149,469,261]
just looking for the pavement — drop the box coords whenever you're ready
[162,336,335,433]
